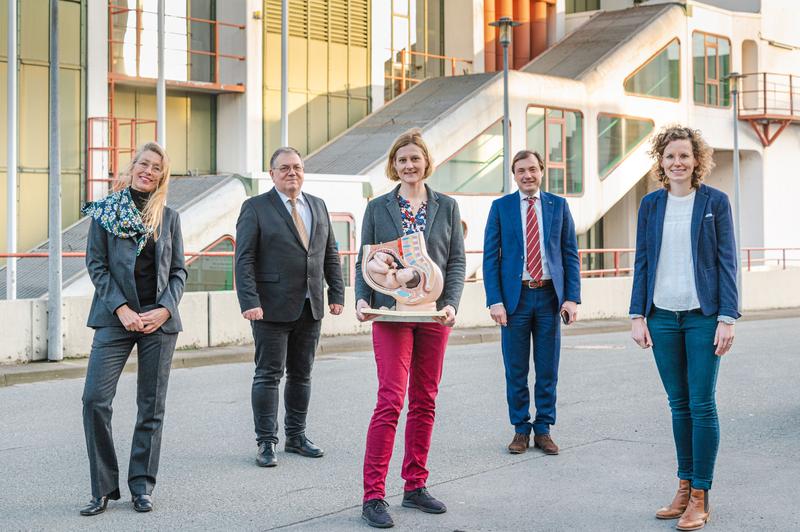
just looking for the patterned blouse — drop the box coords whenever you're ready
[397,194,427,235]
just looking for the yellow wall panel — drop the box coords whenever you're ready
[0,0,7,58]
[166,95,189,174]
[328,43,348,92]
[60,68,81,171]
[62,172,80,227]
[264,33,281,90]
[307,94,328,153]
[59,1,81,66]
[288,92,308,153]
[349,47,368,98]
[307,40,328,93]
[288,36,308,91]
[349,99,368,128]
[20,0,49,62]
[19,64,49,168]
[263,89,281,162]
[0,62,6,167]
[329,95,348,140]
[0,172,7,260]
[18,172,48,250]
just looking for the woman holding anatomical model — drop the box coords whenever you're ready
[355,129,465,528]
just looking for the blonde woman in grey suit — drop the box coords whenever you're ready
[79,142,186,516]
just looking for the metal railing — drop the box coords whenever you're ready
[86,116,158,202]
[738,72,800,118]
[386,49,473,98]
[108,3,246,90]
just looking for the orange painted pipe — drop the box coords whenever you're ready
[532,0,547,58]
[496,0,514,70]
[484,0,496,71]
[513,0,531,69]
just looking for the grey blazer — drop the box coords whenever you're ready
[85,206,187,333]
[234,187,345,322]
[355,184,466,312]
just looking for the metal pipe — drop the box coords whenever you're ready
[6,0,17,300]
[731,74,743,311]
[156,0,166,146]
[48,0,63,360]
[502,43,510,193]
[280,0,288,146]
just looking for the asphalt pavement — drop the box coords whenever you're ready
[0,313,798,531]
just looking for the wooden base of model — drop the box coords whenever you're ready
[361,304,446,323]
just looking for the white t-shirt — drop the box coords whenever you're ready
[653,191,700,311]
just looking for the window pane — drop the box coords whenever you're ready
[565,112,582,194]
[719,38,731,106]
[597,115,622,177]
[693,33,705,104]
[332,220,353,287]
[547,122,563,162]
[707,84,718,106]
[706,45,717,80]
[526,107,545,155]
[428,120,504,193]
[186,239,234,292]
[623,40,680,100]
[547,168,565,194]
[624,118,653,152]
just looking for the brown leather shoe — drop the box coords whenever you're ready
[676,488,710,531]
[533,434,559,455]
[507,433,530,454]
[655,479,691,519]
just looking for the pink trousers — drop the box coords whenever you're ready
[362,321,451,502]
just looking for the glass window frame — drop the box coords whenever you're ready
[330,212,356,286]
[692,30,732,108]
[596,113,655,180]
[431,117,508,196]
[526,104,585,197]
[623,38,681,102]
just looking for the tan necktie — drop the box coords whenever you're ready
[289,198,309,249]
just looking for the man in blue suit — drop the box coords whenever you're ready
[483,150,581,455]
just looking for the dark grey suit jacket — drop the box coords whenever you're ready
[85,206,187,333]
[234,188,345,322]
[355,184,466,312]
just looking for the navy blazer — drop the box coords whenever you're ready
[483,191,581,314]
[85,206,187,333]
[355,184,466,312]
[629,184,739,319]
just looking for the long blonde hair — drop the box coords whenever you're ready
[113,141,172,240]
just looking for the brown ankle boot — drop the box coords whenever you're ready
[676,488,710,531]
[655,479,691,519]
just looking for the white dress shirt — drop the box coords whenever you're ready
[275,189,312,240]
[519,190,551,281]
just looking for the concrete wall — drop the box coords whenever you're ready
[3,271,800,364]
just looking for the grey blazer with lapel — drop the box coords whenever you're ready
[85,206,187,333]
[355,184,466,312]
[234,187,345,322]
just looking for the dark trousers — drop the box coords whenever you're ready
[251,299,321,445]
[648,307,721,490]
[82,325,178,498]
[500,284,560,436]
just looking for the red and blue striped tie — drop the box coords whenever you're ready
[526,197,542,281]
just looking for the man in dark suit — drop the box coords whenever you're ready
[483,150,581,456]
[235,147,345,468]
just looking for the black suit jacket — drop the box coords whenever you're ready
[85,207,187,333]
[234,188,345,322]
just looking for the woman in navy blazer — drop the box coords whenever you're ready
[630,126,738,531]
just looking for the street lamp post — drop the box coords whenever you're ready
[727,72,744,312]
[489,17,520,193]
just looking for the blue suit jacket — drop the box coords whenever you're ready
[483,191,581,314]
[629,184,740,319]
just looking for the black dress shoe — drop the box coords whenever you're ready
[132,494,153,513]
[285,435,324,458]
[256,441,278,467]
[362,498,394,528]
[79,496,109,516]
[401,487,447,514]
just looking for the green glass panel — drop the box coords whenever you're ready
[332,220,352,287]
[707,84,718,106]
[547,167,564,194]
[706,46,717,80]
[719,38,731,106]
[624,40,680,100]
[526,107,545,155]
[597,115,622,178]
[428,120,504,193]
[693,34,705,104]
[624,118,653,151]
[547,122,563,162]
[565,112,582,194]
[186,239,234,292]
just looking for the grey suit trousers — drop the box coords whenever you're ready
[82,324,178,498]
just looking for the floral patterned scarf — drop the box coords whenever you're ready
[81,187,153,255]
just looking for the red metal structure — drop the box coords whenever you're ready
[738,72,800,147]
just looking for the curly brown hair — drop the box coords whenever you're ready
[648,125,715,190]
[385,128,434,181]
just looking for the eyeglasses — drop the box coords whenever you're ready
[136,160,162,173]
[274,164,304,174]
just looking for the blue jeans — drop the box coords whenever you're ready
[647,307,721,490]
[500,285,560,436]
